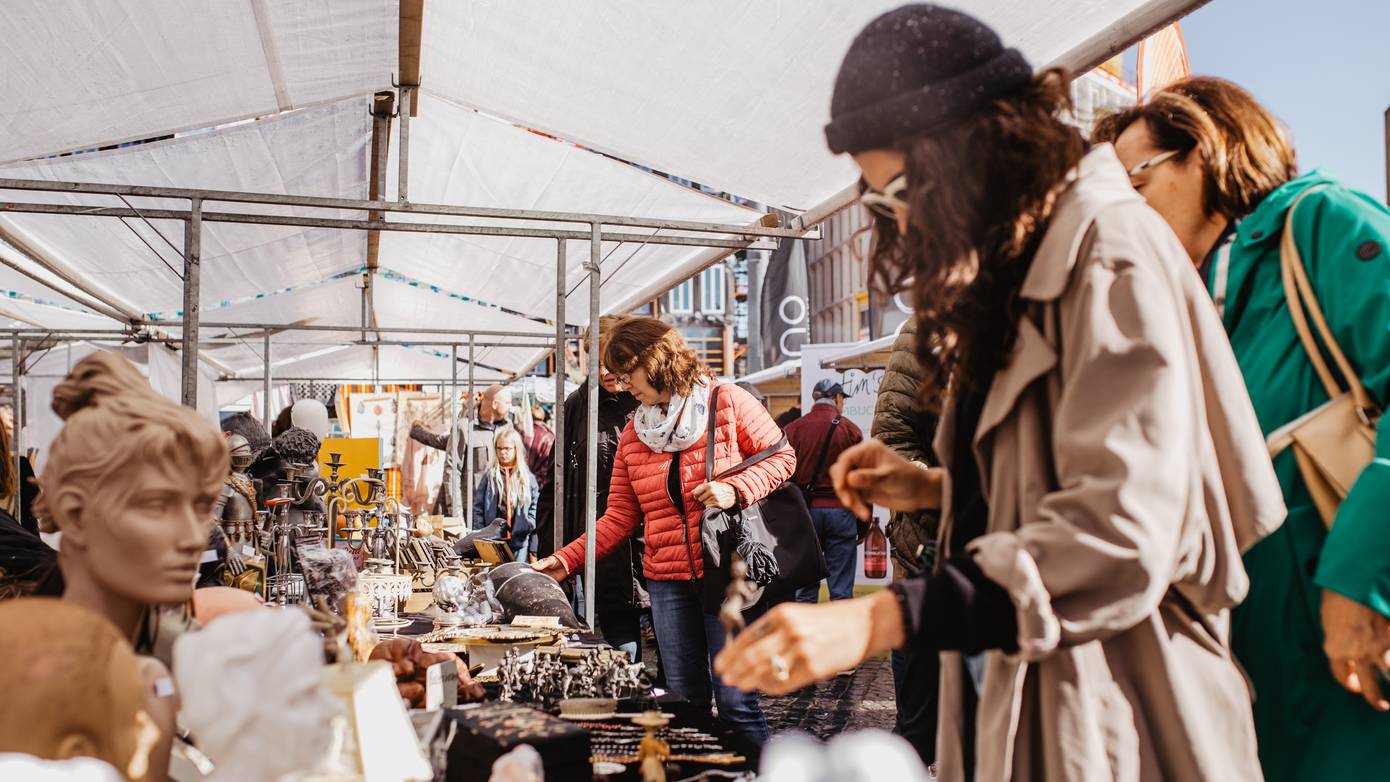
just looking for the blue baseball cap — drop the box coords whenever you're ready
[813,379,850,400]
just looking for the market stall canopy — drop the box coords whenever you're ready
[0,0,1203,383]
[0,0,398,165]
[818,335,898,372]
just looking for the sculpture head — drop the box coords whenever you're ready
[0,598,161,780]
[36,352,229,632]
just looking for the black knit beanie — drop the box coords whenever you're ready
[824,4,1034,155]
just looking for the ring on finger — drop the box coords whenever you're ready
[770,653,790,683]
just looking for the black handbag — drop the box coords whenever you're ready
[698,385,827,611]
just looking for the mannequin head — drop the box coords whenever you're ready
[36,352,229,639]
[0,598,160,780]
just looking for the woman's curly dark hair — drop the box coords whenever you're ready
[867,68,1086,403]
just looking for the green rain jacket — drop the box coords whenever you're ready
[1211,169,1390,782]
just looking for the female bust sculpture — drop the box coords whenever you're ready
[35,351,229,782]
[36,351,228,642]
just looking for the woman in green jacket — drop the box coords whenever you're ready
[1096,76,1390,781]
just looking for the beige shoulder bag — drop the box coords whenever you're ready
[1265,187,1381,528]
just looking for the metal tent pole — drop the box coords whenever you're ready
[398,87,412,203]
[262,333,272,435]
[180,199,202,408]
[584,224,601,628]
[10,334,21,531]
[552,239,566,555]
[465,335,475,529]
[450,343,459,522]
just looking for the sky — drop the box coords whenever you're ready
[1173,0,1390,202]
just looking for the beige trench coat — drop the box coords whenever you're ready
[933,145,1287,781]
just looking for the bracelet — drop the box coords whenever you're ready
[886,581,915,648]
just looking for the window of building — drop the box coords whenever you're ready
[668,280,693,313]
[700,266,726,313]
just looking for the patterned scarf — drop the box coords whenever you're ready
[633,379,711,453]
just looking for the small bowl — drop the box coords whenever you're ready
[559,697,618,720]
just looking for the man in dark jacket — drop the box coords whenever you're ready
[784,378,864,603]
[552,316,643,659]
[870,318,941,766]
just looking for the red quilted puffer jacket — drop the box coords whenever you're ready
[555,382,795,581]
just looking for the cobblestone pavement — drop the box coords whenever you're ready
[640,636,899,740]
[761,654,898,740]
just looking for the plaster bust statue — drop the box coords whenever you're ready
[35,351,229,644]
[174,608,339,781]
[0,598,161,781]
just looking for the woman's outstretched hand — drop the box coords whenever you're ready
[714,590,905,696]
[531,555,570,582]
[829,439,944,520]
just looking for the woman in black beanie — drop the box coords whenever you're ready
[717,5,1281,779]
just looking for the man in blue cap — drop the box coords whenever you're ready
[783,378,864,603]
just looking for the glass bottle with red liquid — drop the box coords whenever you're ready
[863,518,888,579]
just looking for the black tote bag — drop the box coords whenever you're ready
[699,385,827,611]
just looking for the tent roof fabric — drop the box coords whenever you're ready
[0,0,1199,384]
[0,0,397,164]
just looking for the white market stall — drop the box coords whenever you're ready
[0,0,1210,624]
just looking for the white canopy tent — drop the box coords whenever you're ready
[0,0,1207,622]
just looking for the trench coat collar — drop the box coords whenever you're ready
[974,145,1137,450]
[1020,144,1145,303]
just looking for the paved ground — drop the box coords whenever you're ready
[761,654,898,740]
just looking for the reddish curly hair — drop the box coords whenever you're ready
[602,317,710,398]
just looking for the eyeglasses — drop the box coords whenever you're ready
[1126,149,1180,187]
[859,173,909,220]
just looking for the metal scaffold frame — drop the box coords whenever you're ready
[0,92,811,626]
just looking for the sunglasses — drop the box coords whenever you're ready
[1126,149,1180,187]
[859,173,909,220]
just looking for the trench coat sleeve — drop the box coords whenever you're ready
[555,430,643,575]
[1298,187,1390,617]
[968,250,1191,654]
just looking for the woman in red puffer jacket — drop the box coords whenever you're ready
[534,317,794,743]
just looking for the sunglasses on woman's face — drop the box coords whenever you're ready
[860,173,909,220]
[1126,149,1180,188]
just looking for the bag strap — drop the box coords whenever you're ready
[1280,186,1380,419]
[704,383,789,482]
[800,415,843,492]
[705,384,720,483]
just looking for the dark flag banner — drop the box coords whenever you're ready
[760,237,809,368]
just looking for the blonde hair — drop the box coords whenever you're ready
[35,352,229,526]
[488,427,531,509]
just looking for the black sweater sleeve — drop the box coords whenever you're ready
[890,553,1019,655]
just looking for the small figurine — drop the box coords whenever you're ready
[720,554,759,646]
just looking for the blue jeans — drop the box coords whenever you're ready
[794,507,859,603]
[646,579,769,745]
